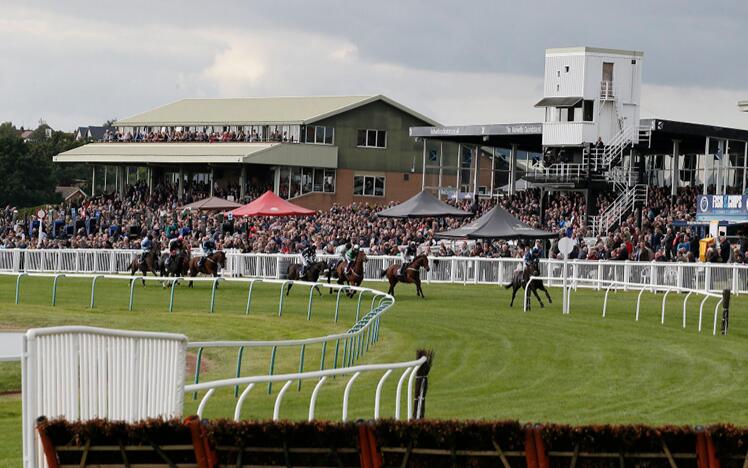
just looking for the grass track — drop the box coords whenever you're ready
[0,275,747,465]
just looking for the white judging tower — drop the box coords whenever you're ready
[536,47,643,153]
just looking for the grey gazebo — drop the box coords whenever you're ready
[376,190,472,218]
[436,205,556,240]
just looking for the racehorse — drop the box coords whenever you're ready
[379,254,430,298]
[286,261,327,296]
[187,251,226,288]
[129,241,162,286]
[327,251,368,296]
[505,258,552,310]
[159,249,190,285]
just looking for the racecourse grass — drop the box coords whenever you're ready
[0,275,747,465]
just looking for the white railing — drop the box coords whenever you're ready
[1,250,746,295]
[601,125,636,167]
[600,80,614,100]
[523,277,726,335]
[187,356,427,422]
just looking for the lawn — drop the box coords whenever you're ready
[0,275,746,465]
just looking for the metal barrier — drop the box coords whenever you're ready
[187,355,426,422]
[523,276,726,335]
[2,249,747,295]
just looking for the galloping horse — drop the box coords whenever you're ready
[380,254,430,298]
[159,250,190,283]
[505,258,552,310]
[129,241,162,286]
[187,251,226,288]
[286,261,327,296]
[328,251,368,296]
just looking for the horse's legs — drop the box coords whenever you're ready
[540,284,553,303]
[387,278,396,296]
[509,284,517,307]
[314,285,322,296]
[532,287,545,308]
[415,277,424,298]
[286,282,293,296]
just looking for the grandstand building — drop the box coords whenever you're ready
[54,96,440,210]
[411,47,748,236]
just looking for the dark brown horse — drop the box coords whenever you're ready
[187,251,226,288]
[328,251,367,296]
[129,241,162,286]
[286,261,327,296]
[505,258,552,310]
[380,254,430,298]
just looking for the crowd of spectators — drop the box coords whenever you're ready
[1,182,746,264]
[102,128,293,144]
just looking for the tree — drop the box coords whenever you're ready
[0,122,89,208]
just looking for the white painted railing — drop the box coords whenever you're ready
[1,249,746,295]
[187,356,427,422]
[522,276,726,335]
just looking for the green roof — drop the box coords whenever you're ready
[114,95,439,127]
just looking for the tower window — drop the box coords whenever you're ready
[565,66,570,73]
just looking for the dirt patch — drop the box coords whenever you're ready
[186,350,213,376]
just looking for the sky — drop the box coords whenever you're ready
[1,0,747,131]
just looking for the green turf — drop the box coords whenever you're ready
[0,275,746,465]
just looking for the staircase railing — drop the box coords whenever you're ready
[593,184,648,236]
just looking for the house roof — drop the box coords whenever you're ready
[53,142,338,168]
[55,186,87,201]
[114,95,439,127]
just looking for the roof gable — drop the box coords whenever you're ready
[114,95,439,127]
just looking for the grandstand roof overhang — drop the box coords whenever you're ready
[534,97,582,108]
[53,143,338,168]
[641,118,748,154]
[112,95,439,127]
[409,123,542,152]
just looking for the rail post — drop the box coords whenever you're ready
[267,345,277,394]
[661,289,672,324]
[297,344,306,390]
[335,287,349,322]
[89,275,103,308]
[333,339,340,369]
[307,283,317,320]
[192,347,204,400]
[356,290,365,322]
[168,278,179,312]
[51,274,65,306]
[244,279,258,315]
[278,281,290,316]
[128,277,140,311]
[319,340,327,371]
[682,291,694,328]
[635,288,646,321]
[15,272,26,304]
[209,277,222,313]
[721,289,730,335]
[233,346,245,398]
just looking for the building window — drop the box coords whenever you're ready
[353,175,385,197]
[583,100,594,122]
[357,129,387,148]
[564,66,570,73]
[279,167,336,199]
[302,125,334,145]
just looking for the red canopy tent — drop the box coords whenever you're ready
[229,190,315,217]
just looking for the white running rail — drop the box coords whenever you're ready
[1,250,747,294]
[187,356,427,422]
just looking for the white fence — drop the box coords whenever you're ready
[1,249,745,294]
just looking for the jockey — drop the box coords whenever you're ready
[140,234,153,264]
[199,235,217,269]
[300,243,317,276]
[344,243,360,275]
[524,246,540,268]
[167,235,184,266]
[399,241,418,278]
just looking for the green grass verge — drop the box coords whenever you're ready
[0,275,746,465]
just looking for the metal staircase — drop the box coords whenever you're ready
[590,184,648,236]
